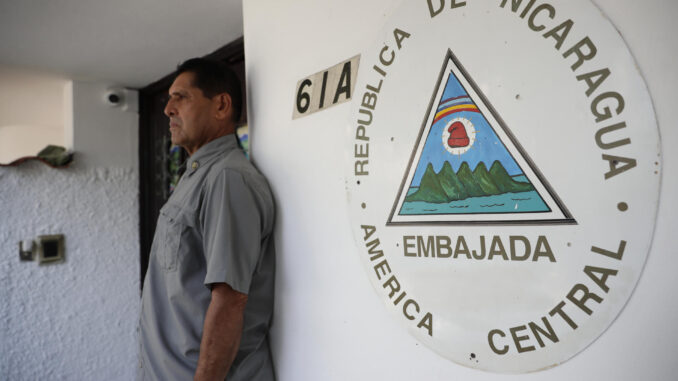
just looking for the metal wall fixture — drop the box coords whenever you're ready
[19,234,65,264]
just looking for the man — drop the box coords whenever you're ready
[138,58,276,381]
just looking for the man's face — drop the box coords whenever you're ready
[164,72,218,155]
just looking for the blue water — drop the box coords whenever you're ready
[399,177,549,215]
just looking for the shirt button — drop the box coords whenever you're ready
[191,161,199,170]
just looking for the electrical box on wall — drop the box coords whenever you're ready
[19,234,65,264]
[37,234,65,263]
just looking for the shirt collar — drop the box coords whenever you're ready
[186,134,238,175]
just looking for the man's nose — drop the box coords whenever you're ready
[164,100,175,117]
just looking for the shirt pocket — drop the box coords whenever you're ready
[157,203,185,272]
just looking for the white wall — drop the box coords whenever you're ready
[0,80,140,379]
[244,0,678,379]
[0,66,71,163]
[72,82,139,168]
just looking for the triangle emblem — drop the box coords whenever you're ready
[388,50,576,225]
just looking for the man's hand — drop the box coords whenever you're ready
[194,283,248,381]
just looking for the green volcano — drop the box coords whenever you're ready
[405,160,534,203]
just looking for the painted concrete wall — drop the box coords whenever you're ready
[244,0,677,379]
[0,81,140,379]
[72,82,139,169]
[0,66,70,164]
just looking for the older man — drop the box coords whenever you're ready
[138,58,275,381]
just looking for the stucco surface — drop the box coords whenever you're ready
[0,162,139,380]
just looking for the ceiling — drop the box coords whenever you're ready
[0,0,243,88]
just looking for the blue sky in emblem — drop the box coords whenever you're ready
[441,71,466,100]
[410,71,524,186]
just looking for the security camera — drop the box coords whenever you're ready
[104,88,125,107]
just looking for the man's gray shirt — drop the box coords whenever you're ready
[139,135,275,380]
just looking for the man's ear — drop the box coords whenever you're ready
[214,93,233,121]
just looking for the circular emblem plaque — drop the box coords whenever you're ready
[346,0,660,373]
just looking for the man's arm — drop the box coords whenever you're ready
[194,282,248,381]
